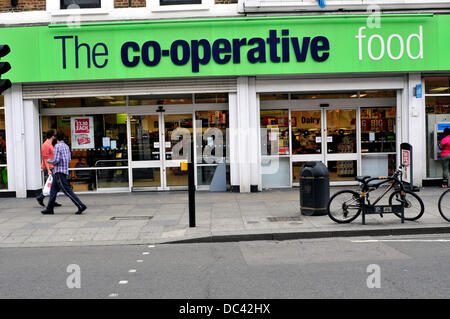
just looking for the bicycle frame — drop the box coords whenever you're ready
[361,176,405,207]
[358,171,406,224]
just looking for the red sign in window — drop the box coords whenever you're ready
[74,119,90,134]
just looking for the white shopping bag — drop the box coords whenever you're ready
[42,175,53,196]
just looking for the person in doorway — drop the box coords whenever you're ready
[440,128,450,189]
[41,131,87,215]
[36,130,62,208]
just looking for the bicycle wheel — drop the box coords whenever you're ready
[389,190,424,221]
[438,189,450,222]
[327,190,362,223]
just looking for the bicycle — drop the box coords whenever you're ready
[438,189,450,222]
[327,164,425,224]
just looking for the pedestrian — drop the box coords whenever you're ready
[36,130,61,208]
[41,131,87,215]
[440,127,450,189]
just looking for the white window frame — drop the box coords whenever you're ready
[47,0,113,16]
[148,0,213,12]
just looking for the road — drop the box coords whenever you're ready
[1,234,450,299]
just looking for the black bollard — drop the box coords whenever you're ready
[188,139,196,227]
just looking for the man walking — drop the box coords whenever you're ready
[36,130,61,208]
[41,131,87,215]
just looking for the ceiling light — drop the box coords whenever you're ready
[430,87,449,92]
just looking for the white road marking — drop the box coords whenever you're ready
[137,260,143,263]
[142,252,149,255]
[148,245,155,248]
[119,280,128,285]
[129,269,137,273]
[351,239,450,243]
[109,293,119,297]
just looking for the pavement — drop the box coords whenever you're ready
[0,186,449,248]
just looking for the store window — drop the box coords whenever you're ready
[41,96,126,108]
[129,94,192,106]
[326,109,356,154]
[195,110,230,187]
[194,93,228,104]
[60,0,101,9]
[0,95,7,190]
[41,113,128,191]
[361,107,396,153]
[359,90,396,98]
[291,110,321,155]
[260,93,289,101]
[260,110,290,156]
[260,110,290,188]
[361,106,396,177]
[291,92,358,100]
[425,76,450,179]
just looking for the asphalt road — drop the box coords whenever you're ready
[1,234,450,299]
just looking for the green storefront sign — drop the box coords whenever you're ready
[1,14,449,83]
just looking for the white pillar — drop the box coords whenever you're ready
[228,77,259,193]
[406,73,425,187]
[24,99,42,193]
[6,84,27,198]
[228,92,240,191]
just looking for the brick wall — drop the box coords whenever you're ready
[115,0,146,8]
[0,0,46,12]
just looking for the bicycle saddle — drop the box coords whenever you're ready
[356,176,371,182]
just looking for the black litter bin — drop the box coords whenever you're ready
[299,161,330,216]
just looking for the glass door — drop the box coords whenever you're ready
[129,114,163,190]
[291,110,323,185]
[325,109,358,182]
[290,108,359,184]
[129,113,193,190]
[163,114,193,189]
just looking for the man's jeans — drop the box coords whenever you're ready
[46,172,85,211]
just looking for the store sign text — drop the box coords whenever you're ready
[53,30,330,72]
[356,26,423,61]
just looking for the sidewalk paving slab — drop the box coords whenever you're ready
[0,187,449,248]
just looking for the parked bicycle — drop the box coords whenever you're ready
[438,189,450,222]
[328,164,424,224]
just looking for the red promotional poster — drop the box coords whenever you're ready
[74,119,90,134]
[71,116,95,149]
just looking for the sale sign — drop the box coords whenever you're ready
[71,117,95,149]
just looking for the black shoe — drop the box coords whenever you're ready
[54,202,62,207]
[36,197,45,207]
[75,205,87,215]
[41,209,54,215]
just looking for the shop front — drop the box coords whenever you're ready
[259,90,397,188]
[39,93,230,192]
[0,14,449,196]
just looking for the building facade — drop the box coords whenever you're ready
[0,0,449,197]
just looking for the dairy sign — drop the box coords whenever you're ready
[71,117,95,149]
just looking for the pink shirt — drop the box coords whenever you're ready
[41,140,54,170]
[441,135,450,157]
